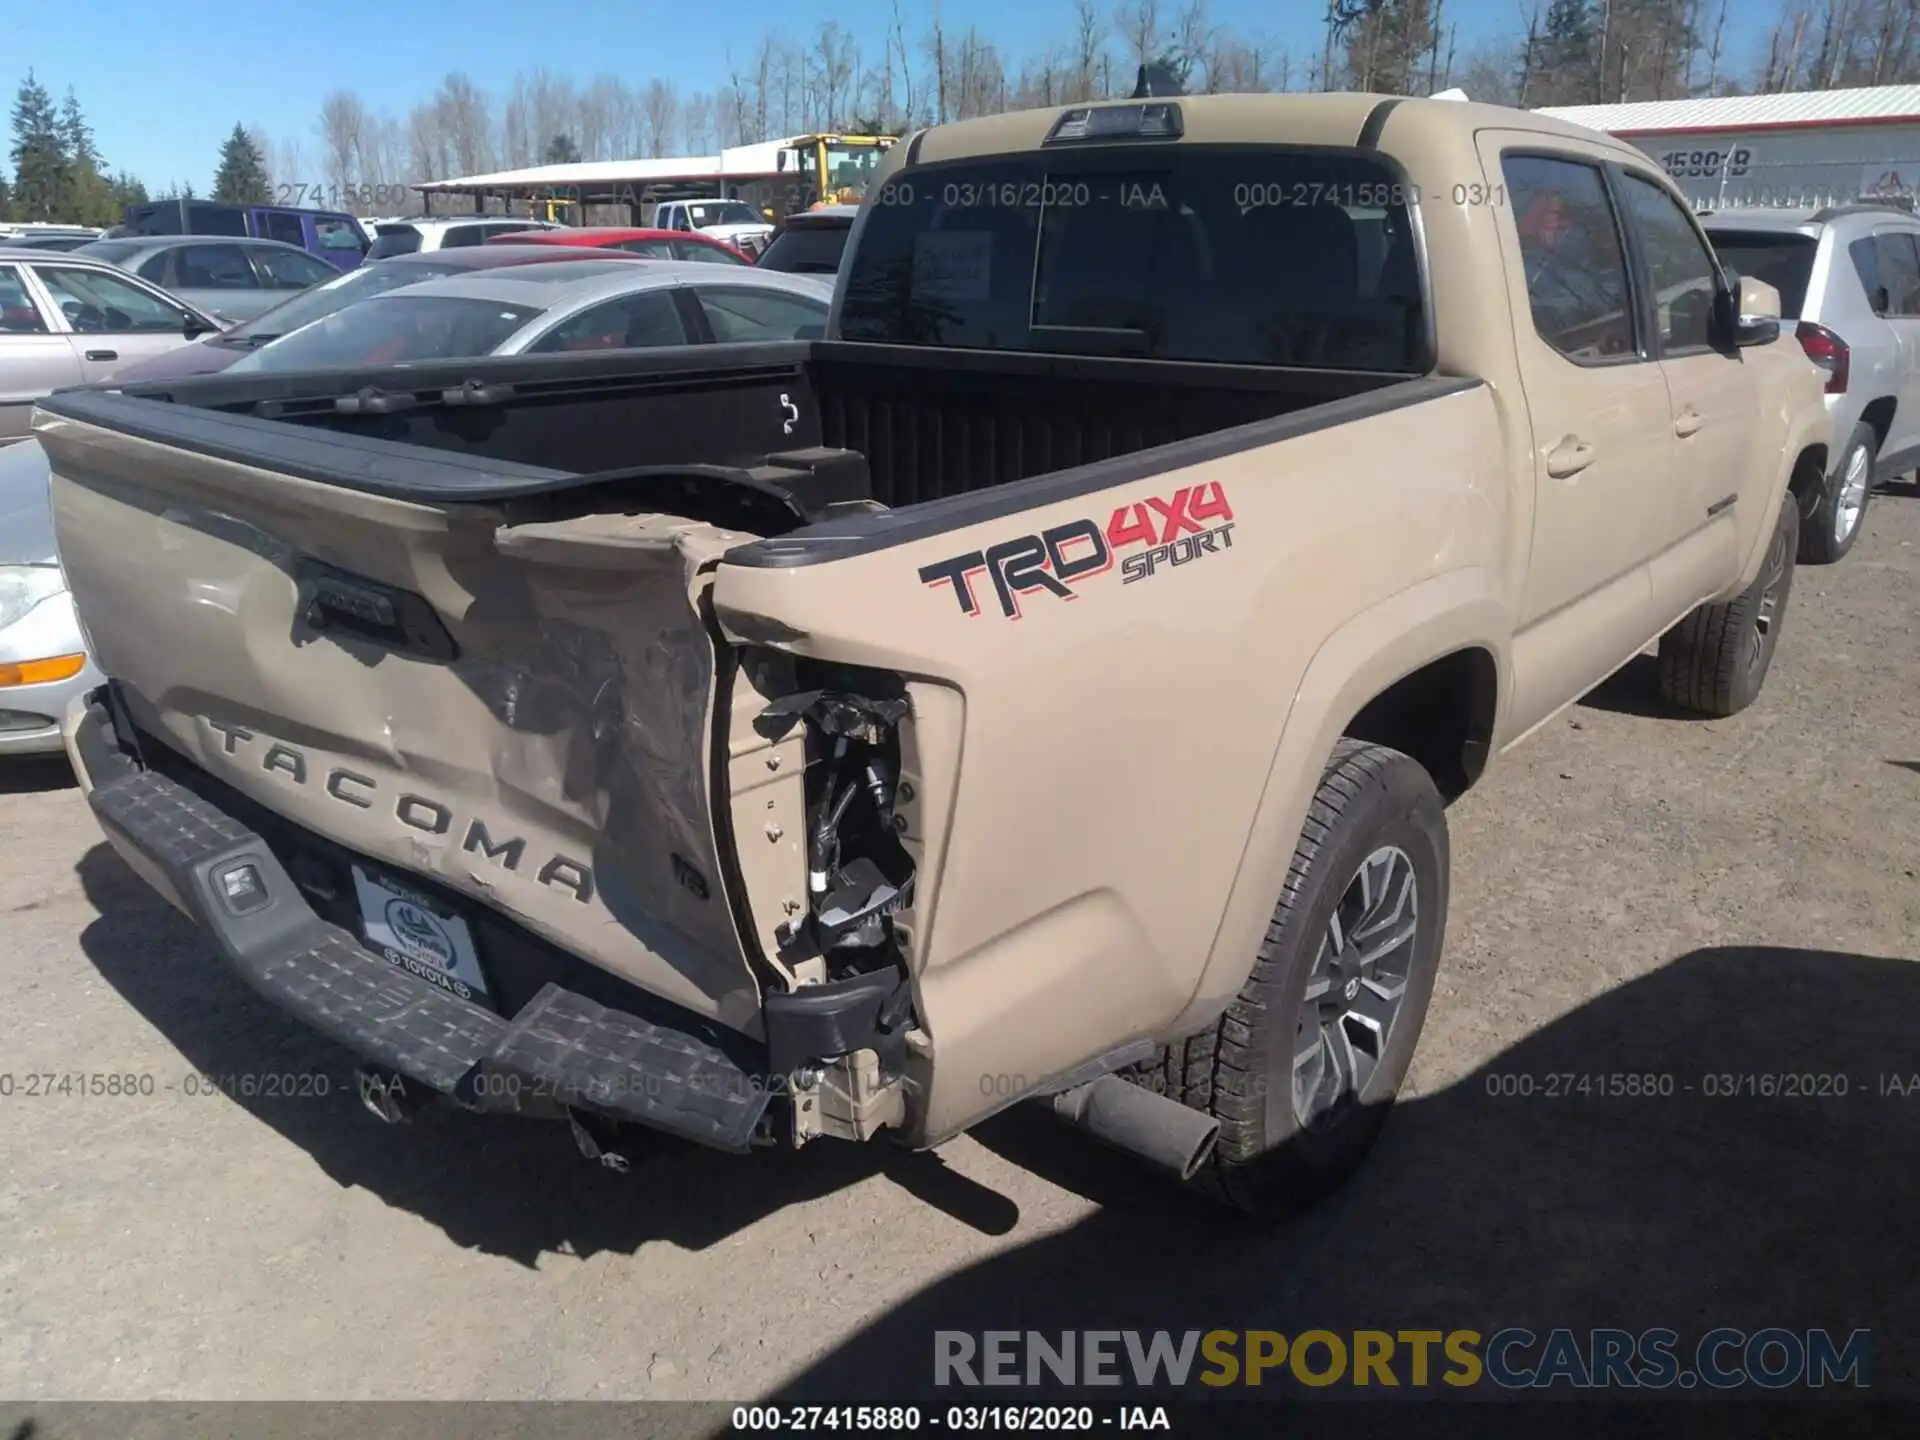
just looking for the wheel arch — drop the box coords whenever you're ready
[1169,568,1509,1041]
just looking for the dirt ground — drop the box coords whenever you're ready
[2,485,1917,1409]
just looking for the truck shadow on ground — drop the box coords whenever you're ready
[71,843,1017,1268]
[771,941,1920,1401]
[1574,654,1697,721]
[0,755,76,796]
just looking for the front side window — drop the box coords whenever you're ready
[756,223,849,275]
[175,244,261,290]
[842,148,1427,370]
[1501,154,1635,362]
[34,265,192,332]
[228,295,540,371]
[1618,171,1721,352]
[528,290,687,352]
[0,267,48,333]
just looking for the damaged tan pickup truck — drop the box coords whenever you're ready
[38,93,1827,1217]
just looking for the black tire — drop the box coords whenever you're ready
[1657,491,1798,718]
[1801,422,1875,564]
[1147,740,1448,1219]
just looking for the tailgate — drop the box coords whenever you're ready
[37,401,787,1036]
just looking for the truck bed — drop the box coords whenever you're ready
[83,340,1417,521]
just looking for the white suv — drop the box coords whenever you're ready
[1704,202,1920,563]
[366,216,557,260]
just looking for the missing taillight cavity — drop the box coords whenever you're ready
[757,670,916,976]
[1795,321,1850,395]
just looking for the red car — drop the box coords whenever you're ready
[483,226,752,265]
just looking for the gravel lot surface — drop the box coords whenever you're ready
[3,485,1917,1411]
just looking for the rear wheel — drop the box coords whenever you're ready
[1658,490,1798,718]
[1801,422,1874,564]
[1149,740,1448,1219]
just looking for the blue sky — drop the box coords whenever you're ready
[18,0,1780,190]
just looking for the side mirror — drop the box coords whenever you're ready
[1732,275,1782,347]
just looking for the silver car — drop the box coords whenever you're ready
[223,260,834,373]
[0,248,222,445]
[0,438,99,756]
[1704,202,1920,562]
[70,235,345,325]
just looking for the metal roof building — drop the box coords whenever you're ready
[1537,84,1920,135]
[1537,85,1920,211]
[412,137,806,213]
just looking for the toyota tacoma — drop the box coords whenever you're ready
[36,93,1827,1215]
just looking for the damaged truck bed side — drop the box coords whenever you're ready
[38,93,1828,1215]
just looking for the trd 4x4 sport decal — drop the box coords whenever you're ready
[918,481,1235,620]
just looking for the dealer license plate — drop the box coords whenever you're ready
[351,865,491,1006]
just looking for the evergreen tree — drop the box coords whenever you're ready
[543,132,582,164]
[58,86,98,168]
[110,170,148,208]
[211,122,271,204]
[1536,0,1600,104]
[56,87,122,226]
[0,173,10,223]
[9,70,71,222]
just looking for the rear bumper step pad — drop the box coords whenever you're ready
[86,764,772,1152]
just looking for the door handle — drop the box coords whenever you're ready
[1674,406,1705,437]
[84,349,118,362]
[1545,438,1596,478]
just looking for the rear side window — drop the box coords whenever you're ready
[673,239,745,264]
[175,244,261,289]
[1500,154,1634,362]
[261,211,306,248]
[1704,231,1816,318]
[529,290,687,352]
[757,224,850,274]
[1876,232,1920,317]
[254,247,338,290]
[1850,237,1888,313]
[615,239,676,258]
[697,285,828,341]
[439,225,490,249]
[839,148,1428,370]
[367,225,424,259]
[0,266,48,333]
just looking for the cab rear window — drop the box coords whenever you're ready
[839,148,1428,371]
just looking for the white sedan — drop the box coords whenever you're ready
[223,259,833,373]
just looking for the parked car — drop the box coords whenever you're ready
[222,261,832,372]
[119,199,370,271]
[1703,202,1920,562]
[108,243,652,384]
[0,248,221,443]
[35,94,1826,1217]
[483,226,752,264]
[0,438,96,755]
[0,225,105,253]
[365,216,558,260]
[649,199,776,257]
[754,204,858,274]
[71,236,344,325]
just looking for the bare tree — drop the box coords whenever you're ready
[577,77,624,160]
[812,22,859,129]
[682,93,716,153]
[642,80,680,156]
[1116,0,1164,68]
[434,73,494,177]
[317,89,368,194]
